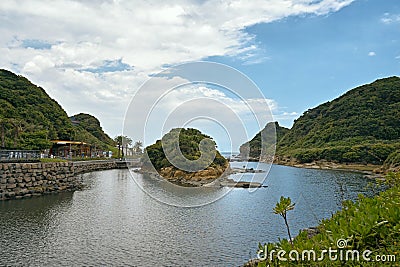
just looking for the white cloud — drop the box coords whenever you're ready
[0,0,353,141]
[123,80,290,151]
[381,13,400,24]
[368,51,376,57]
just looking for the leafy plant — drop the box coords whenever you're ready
[254,172,400,266]
[273,196,295,245]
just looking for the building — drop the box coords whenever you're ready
[50,140,91,158]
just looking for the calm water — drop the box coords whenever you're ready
[0,163,374,266]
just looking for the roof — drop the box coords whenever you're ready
[51,140,89,145]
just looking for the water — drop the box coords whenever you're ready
[0,163,374,266]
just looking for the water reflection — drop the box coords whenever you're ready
[0,165,374,266]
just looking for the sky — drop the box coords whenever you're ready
[0,0,399,151]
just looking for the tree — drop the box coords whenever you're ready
[0,116,7,148]
[114,136,122,158]
[273,196,295,246]
[8,118,23,149]
[20,131,51,150]
[114,135,132,158]
[133,141,143,154]
[122,136,132,157]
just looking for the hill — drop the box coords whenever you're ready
[242,77,400,165]
[0,69,75,150]
[142,128,228,186]
[70,113,115,150]
[0,69,115,152]
[239,122,289,160]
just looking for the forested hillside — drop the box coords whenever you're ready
[0,69,115,151]
[239,122,289,159]
[0,69,75,149]
[70,113,115,150]
[242,77,400,165]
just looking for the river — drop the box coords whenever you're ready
[0,162,374,266]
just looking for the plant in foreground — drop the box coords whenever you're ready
[273,196,295,245]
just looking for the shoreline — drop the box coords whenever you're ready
[234,157,385,178]
[272,160,383,177]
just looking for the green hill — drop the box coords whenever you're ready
[0,69,115,152]
[239,122,289,160]
[142,128,228,185]
[0,69,75,150]
[242,77,400,165]
[70,113,115,150]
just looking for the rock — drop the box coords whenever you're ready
[6,183,16,189]
[303,227,320,239]
[5,191,15,198]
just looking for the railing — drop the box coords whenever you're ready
[0,150,41,162]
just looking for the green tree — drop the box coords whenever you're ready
[273,196,295,245]
[114,135,132,158]
[133,141,143,154]
[114,136,122,158]
[122,136,132,157]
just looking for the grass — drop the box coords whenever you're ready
[40,158,67,163]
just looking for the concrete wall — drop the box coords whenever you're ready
[0,160,135,200]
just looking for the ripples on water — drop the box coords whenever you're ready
[0,163,373,266]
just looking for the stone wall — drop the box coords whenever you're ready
[0,160,134,200]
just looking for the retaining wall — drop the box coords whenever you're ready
[0,160,135,200]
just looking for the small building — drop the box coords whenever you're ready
[50,140,91,158]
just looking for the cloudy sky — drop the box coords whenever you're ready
[0,0,399,150]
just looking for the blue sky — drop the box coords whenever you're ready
[0,0,399,150]
[208,0,400,127]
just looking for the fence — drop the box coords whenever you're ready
[0,150,41,162]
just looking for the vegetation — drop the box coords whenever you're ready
[0,69,117,154]
[383,150,400,172]
[0,69,75,149]
[240,122,289,159]
[70,113,115,145]
[70,113,118,156]
[133,141,143,154]
[254,172,400,266]
[39,158,68,163]
[142,128,227,172]
[242,77,400,165]
[114,135,132,158]
[273,196,295,246]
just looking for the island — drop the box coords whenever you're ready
[140,128,263,188]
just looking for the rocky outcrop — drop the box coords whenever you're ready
[158,163,229,186]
